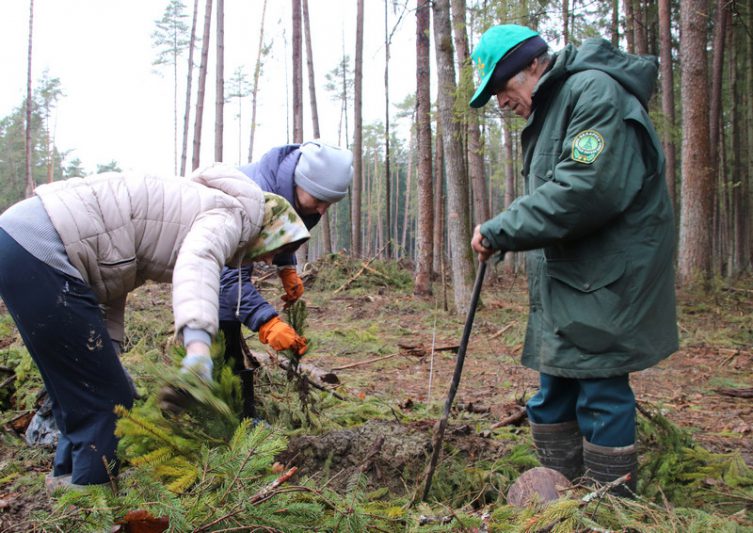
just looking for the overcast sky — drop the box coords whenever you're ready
[0,0,419,176]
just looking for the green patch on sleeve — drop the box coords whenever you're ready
[571,129,605,164]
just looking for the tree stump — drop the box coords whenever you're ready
[506,466,572,507]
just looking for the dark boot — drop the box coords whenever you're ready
[529,420,583,481]
[583,440,637,497]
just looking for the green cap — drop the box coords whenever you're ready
[470,24,540,108]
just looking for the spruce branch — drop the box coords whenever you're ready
[217,424,275,505]
[115,404,187,454]
[194,467,299,532]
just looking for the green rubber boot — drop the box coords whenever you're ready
[583,440,638,497]
[529,420,583,481]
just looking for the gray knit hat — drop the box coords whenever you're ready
[294,140,354,203]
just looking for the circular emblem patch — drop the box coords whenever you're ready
[571,130,604,164]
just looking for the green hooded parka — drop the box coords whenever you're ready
[480,38,678,378]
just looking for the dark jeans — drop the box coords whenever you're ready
[0,229,134,484]
[526,372,636,447]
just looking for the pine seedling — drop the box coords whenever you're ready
[285,299,308,374]
[284,300,316,424]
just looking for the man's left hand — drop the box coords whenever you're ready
[279,267,304,306]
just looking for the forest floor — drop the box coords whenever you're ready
[1,253,752,531]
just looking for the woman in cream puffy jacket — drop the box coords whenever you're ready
[0,164,309,487]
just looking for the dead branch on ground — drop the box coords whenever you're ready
[490,405,527,429]
[330,352,399,371]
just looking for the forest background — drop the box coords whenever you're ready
[1,0,751,311]
[1,1,753,530]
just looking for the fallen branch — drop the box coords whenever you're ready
[489,321,517,340]
[434,344,459,352]
[490,405,527,429]
[397,342,458,358]
[330,352,398,371]
[253,270,278,284]
[580,472,632,503]
[715,387,753,398]
[334,259,377,294]
[249,466,298,504]
[333,246,388,294]
[195,467,298,532]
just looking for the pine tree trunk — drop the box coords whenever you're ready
[562,0,569,45]
[633,0,648,55]
[172,24,178,174]
[503,117,516,273]
[433,0,473,314]
[450,0,488,226]
[302,0,319,141]
[291,0,303,143]
[729,26,748,275]
[709,0,727,174]
[45,107,52,183]
[247,0,267,163]
[657,0,676,208]
[709,1,728,273]
[747,7,753,273]
[414,0,433,296]
[381,0,392,258]
[375,152,384,256]
[180,0,199,175]
[611,0,620,47]
[401,126,415,255]
[624,0,636,54]
[351,0,364,256]
[736,10,753,273]
[214,0,224,163]
[192,0,213,171]
[289,0,307,262]
[433,117,444,276]
[365,153,373,255]
[301,0,331,255]
[24,0,34,197]
[678,0,714,284]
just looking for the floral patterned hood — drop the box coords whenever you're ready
[245,193,310,260]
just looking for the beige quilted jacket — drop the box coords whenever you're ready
[35,165,265,343]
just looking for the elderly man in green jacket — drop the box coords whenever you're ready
[469,25,678,495]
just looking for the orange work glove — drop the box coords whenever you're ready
[258,316,308,355]
[278,267,304,306]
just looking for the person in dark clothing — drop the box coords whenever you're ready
[219,140,353,401]
[468,25,678,495]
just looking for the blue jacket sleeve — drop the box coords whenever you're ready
[219,266,278,331]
